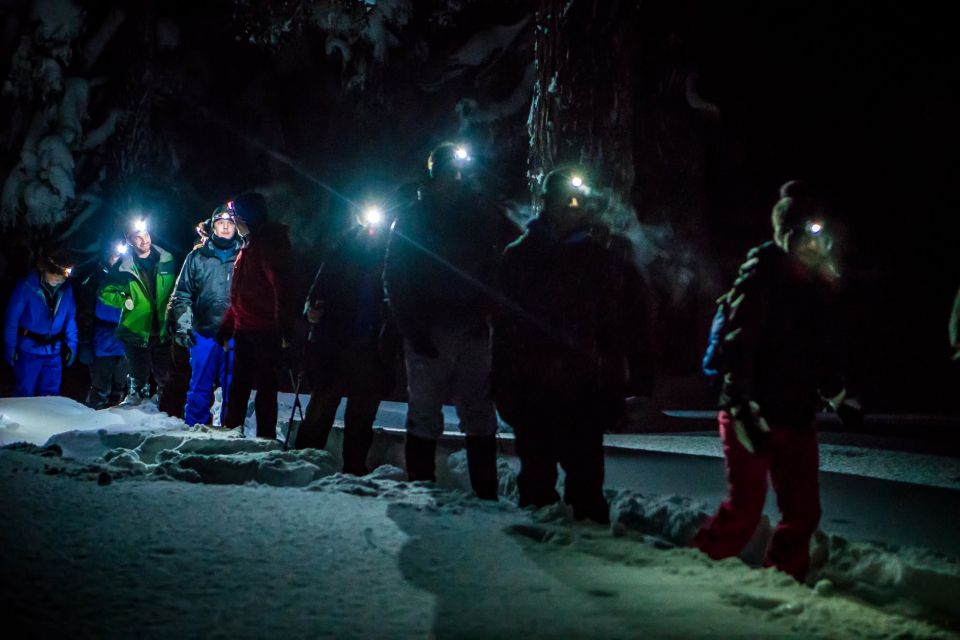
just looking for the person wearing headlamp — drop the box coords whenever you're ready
[217,192,297,440]
[99,216,179,405]
[168,203,241,426]
[3,246,78,396]
[693,180,859,582]
[383,142,500,499]
[294,203,398,473]
[493,168,652,524]
[77,240,129,408]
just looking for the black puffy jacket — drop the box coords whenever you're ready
[718,242,844,429]
[383,182,499,337]
[306,226,390,347]
[168,238,240,338]
[493,218,653,420]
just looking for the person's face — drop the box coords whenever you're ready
[43,270,66,286]
[790,228,838,281]
[129,231,151,257]
[213,218,237,240]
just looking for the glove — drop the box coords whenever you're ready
[63,346,76,367]
[279,337,298,370]
[408,332,438,359]
[77,343,94,366]
[214,325,232,350]
[175,331,197,349]
[729,400,770,456]
[836,398,864,430]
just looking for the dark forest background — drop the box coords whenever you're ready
[1,0,958,414]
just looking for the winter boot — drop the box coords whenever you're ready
[465,434,499,500]
[405,433,437,482]
[121,378,146,406]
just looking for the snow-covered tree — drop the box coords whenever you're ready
[1,0,125,238]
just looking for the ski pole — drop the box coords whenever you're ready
[284,369,305,450]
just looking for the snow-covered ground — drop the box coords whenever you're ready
[1,396,959,638]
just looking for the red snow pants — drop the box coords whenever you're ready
[693,410,821,582]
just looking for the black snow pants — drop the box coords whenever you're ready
[85,355,128,409]
[505,386,619,523]
[125,341,172,404]
[224,330,280,438]
[296,341,383,475]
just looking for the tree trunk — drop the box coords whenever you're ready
[528,0,640,201]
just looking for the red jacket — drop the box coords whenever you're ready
[221,223,295,336]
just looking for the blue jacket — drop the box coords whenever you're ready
[93,299,125,357]
[4,271,79,360]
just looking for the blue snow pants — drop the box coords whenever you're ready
[13,351,62,397]
[183,333,234,426]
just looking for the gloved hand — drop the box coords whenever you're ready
[214,325,232,350]
[175,331,197,349]
[729,400,770,456]
[305,302,323,324]
[836,397,864,430]
[408,332,438,359]
[63,346,76,367]
[279,337,297,370]
[77,343,94,366]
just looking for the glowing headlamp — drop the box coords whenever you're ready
[454,146,469,162]
[570,176,584,188]
[131,218,148,234]
[63,266,73,277]
[807,221,824,235]
[362,206,385,227]
[214,211,235,223]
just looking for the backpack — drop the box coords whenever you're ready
[702,292,731,378]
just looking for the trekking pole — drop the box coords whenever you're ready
[283,369,305,451]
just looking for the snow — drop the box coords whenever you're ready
[1,396,958,638]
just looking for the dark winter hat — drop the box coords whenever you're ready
[232,192,268,229]
[771,180,827,247]
[37,246,76,276]
[542,167,591,210]
[427,142,471,179]
[210,201,237,227]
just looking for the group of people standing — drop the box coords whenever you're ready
[3,141,858,583]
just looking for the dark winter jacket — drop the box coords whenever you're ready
[492,217,653,420]
[306,226,390,348]
[717,241,844,429]
[99,246,178,347]
[77,263,125,358]
[383,182,498,337]
[3,271,78,361]
[949,285,960,357]
[304,226,398,392]
[168,237,240,338]
[91,300,124,357]
[220,222,295,336]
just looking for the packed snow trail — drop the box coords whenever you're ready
[1,397,959,638]
[1,449,954,639]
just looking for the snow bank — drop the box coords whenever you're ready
[606,486,960,626]
[1,397,126,446]
[811,534,960,624]
[3,396,959,633]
